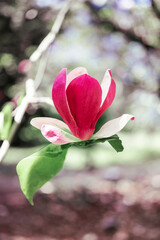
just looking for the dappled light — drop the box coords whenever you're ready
[0,0,160,239]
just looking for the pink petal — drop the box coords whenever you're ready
[93,114,135,139]
[30,117,70,131]
[52,68,77,136]
[66,74,102,140]
[66,67,88,88]
[18,59,32,73]
[41,124,73,145]
[94,70,116,123]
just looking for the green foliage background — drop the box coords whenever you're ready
[0,0,160,166]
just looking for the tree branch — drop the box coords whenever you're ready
[152,0,160,19]
[0,0,72,163]
[30,1,72,63]
[31,97,53,106]
[86,2,159,51]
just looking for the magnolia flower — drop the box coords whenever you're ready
[31,67,134,144]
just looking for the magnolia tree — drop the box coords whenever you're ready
[0,0,135,205]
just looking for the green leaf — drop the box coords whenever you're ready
[107,135,124,152]
[66,134,124,152]
[16,144,70,205]
[0,103,13,140]
[88,134,124,152]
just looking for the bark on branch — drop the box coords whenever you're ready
[0,0,72,163]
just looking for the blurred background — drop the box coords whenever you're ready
[0,0,160,239]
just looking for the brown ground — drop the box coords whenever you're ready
[1,160,160,240]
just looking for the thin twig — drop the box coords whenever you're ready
[0,79,35,162]
[0,0,72,163]
[30,0,72,63]
[86,1,160,51]
[34,49,50,91]
[31,97,53,106]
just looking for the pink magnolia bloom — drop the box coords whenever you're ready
[31,67,134,144]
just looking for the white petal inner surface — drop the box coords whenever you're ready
[93,114,134,138]
[100,69,112,107]
[31,117,70,131]
[66,67,88,88]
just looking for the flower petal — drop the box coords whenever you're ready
[66,74,102,140]
[31,117,70,131]
[52,68,77,135]
[93,114,135,138]
[66,67,88,88]
[41,124,73,145]
[94,69,116,123]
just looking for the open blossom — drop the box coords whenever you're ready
[31,67,134,144]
